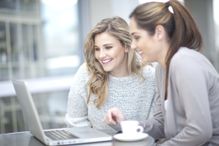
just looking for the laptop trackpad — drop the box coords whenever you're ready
[67,127,110,138]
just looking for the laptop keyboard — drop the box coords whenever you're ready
[45,130,78,140]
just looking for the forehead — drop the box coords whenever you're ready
[129,18,140,34]
[94,32,119,45]
[129,17,149,36]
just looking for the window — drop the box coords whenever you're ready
[0,0,82,133]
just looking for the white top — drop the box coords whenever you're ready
[65,63,156,134]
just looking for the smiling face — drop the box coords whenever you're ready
[129,17,162,64]
[94,32,129,77]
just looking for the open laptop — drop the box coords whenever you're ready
[12,80,112,145]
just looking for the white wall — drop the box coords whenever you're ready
[185,0,218,71]
[78,0,139,54]
[88,0,138,28]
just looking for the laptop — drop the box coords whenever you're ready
[12,80,112,145]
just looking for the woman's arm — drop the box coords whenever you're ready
[159,54,212,146]
[143,64,165,140]
[65,63,91,127]
[144,85,165,140]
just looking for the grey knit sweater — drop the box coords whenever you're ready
[65,63,155,134]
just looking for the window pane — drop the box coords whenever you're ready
[42,0,81,76]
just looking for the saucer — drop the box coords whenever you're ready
[113,133,148,141]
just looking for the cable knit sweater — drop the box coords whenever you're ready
[65,63,155,134]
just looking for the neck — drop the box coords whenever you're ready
[110,54,130,77]
[158,43,169,70]
[110,68,129,77]
[110,63,130,77]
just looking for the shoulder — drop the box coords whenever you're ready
[77,63,89,74]
[74,63,89,76]
[142,62,157,78]
[169,47,212,84]
[69,63,89,94]
[143,63,156,72]
[170,47,203,72]
[73,63,90,82]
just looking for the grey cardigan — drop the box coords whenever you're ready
[145,47,219,146]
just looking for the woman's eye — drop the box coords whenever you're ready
[105,46,112,49]
[94,47,100,51]
[133,36,140,41]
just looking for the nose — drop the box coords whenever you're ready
[131,41,137,50]
[99,49,106,58]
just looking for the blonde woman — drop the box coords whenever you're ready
[65,16,155,134]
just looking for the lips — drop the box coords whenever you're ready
[101,58,112,64]
[138,51,143,56]
[136,49,143,56]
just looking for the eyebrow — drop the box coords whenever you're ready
[131,32,139,36]
[94,43,113,48]
[103,43,113,46]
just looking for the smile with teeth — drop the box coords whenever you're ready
[101,58,113,64]
[136,49,143,56]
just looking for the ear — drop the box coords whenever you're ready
[154,25,166,40]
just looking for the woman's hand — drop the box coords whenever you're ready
[104,107,124,125]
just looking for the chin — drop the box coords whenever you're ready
[102,67,112,72]
[143,57,153,62]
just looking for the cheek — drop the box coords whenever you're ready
[112,47,124,57]
[138,41,147,52]
[142,40,153,51]
[146,47,160,61]
[94,51,98,59]
[118,49,127,59]
[137,39,145,48]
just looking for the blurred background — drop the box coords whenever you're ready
[0,0,218,133]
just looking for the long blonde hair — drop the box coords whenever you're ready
[84,16,141,108]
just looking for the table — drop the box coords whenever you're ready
[0,131,155,146]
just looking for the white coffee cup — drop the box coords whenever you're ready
[120,120,143,135]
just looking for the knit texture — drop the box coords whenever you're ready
[65,63,155,134]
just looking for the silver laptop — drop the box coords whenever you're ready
[12,80,112,145]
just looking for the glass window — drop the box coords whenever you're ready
[0,0,81,133]
[42,0,81,76]
[0,0,81,81]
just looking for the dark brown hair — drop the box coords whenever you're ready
[130,0,202,99]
